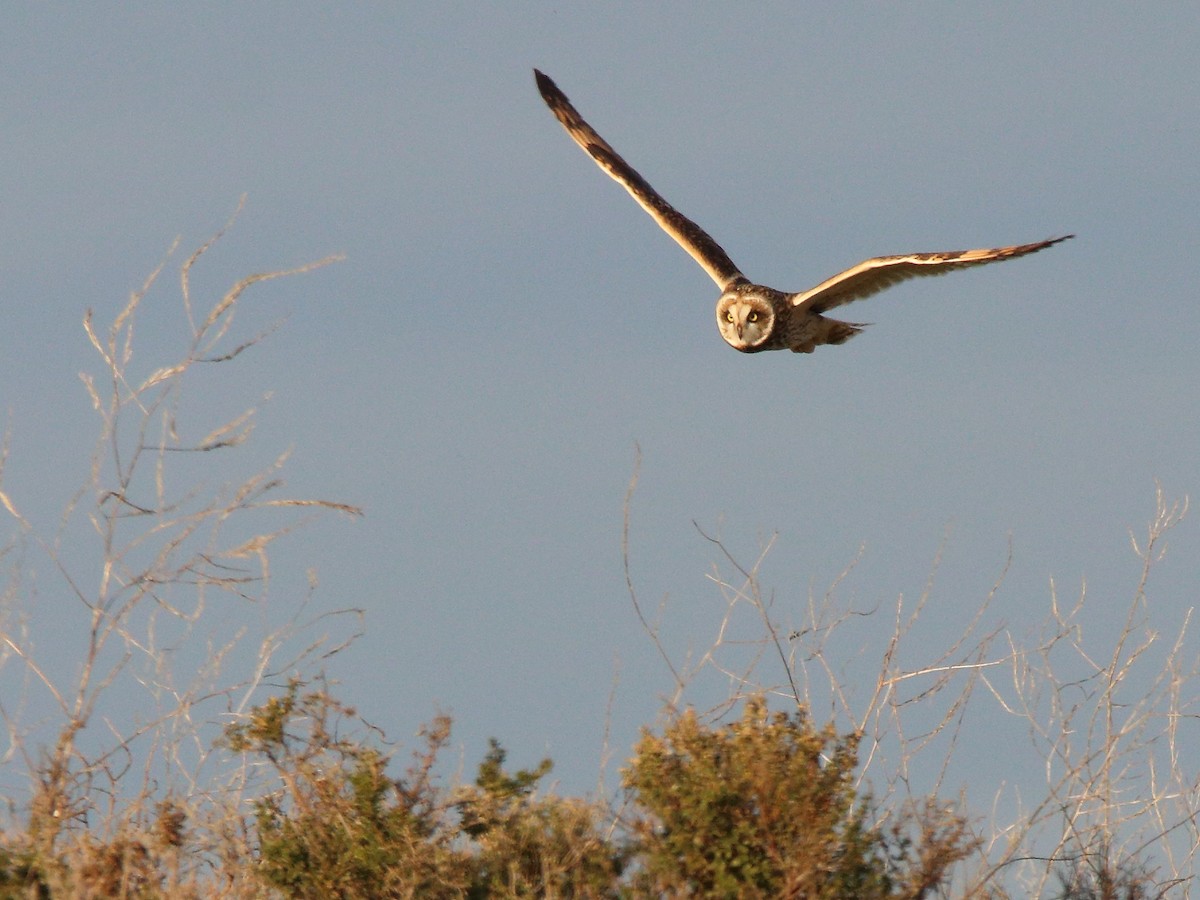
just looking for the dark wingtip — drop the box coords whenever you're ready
[533,69,557,99]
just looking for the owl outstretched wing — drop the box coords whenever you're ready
[791,236,1073,314]
[535,70,746,291]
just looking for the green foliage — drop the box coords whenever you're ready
[215,685,984,897]
[224,679,472,898]
[623,696,977,899]
[464,739,554,833]
[226,680,623,898]
[454,741,627,897]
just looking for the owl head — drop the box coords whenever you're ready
[716,290,775,352]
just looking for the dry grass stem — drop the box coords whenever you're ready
[0,202,359,894]
[622,461,1197,896]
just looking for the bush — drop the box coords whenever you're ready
[226,681,472,898]
[226,681,624,898]
[623,696,976,899]
[225,685,975,898]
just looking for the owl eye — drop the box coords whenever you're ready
[748,311,759,322]
[725,311,734,322]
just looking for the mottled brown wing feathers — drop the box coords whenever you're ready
[534,70,745,291]
[791,236,1073,313]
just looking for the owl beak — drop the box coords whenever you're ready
[735,323,743,338]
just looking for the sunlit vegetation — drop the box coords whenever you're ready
[0,214,1192,897]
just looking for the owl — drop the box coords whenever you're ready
[535,70,1071,354]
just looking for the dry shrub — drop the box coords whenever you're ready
[622,450,1197,897]
[0,200,359,896]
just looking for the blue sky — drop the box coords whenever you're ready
[2,3,1198,822]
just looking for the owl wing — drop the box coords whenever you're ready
[535,70,746,291]
[790,236,1073,314]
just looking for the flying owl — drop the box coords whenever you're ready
[534,70,1071,354]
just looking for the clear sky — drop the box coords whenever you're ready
[2,3,1198,823]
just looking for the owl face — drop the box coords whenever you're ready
[716,292,775,351]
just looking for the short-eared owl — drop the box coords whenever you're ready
[534,70,1071,354]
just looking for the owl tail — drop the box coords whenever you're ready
[821,317,866,346]
[790,316,866,352]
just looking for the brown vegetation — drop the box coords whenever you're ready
[0,209,1193,897]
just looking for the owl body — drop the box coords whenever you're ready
[716,282,864,354]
